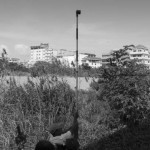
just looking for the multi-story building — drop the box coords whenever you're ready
[28,43,102,68]
[29,43,54,65]
[82,57,102,68]
[57,52,102,68]
[101,54,113,66]
[129,45,150,67]
[29,44,76,66]
[102,45,150,68]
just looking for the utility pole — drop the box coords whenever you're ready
[76,10,81,108]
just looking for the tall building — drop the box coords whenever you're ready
[29,43,54,65]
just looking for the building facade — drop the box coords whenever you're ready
[82,57,102,68]
[129,45,150,67]
[102,45,150,68]
[29,43,54,65]
[57,52,101,68]
[28,43,102,68]
[8,58,20,64]
[101,54,112,66]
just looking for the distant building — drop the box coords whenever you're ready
[130,45,150,67]
[82,57,101,68]
[29,43,54,65]
[57,54,75,67]
[28,43,102,68]
[101,54,112,66]
[8,58,20,64]
[28,44,76,66]
[57,52,101,68]
[102,45,150,68]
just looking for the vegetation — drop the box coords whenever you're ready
[0,76,76,149]
[92,45,150,128]
[8,62,29,74]
[88,45,150,149]
[0,50,106,149]
[0,55,30,76]
[1,45,150,150]
[30,60,74,77]
[30,60,101,77]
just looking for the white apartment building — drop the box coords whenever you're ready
[129,45,150,67]
[57,52,102,68]
[57,54,75,67]
[29,43,54,65]
[28,43,102,68]
[82,57,102,68]
[102,45,150,68]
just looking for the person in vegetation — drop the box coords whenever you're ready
[35,112,79,150]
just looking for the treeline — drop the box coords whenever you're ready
[0,58,30,76]
[0,57,101,77]
[30,60,101,77]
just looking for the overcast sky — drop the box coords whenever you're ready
[0,0,150,61]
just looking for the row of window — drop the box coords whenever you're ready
[133,49,148,52]
[131,54,150,58]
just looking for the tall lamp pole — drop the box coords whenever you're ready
[76,10,81,107]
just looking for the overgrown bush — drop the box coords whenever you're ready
[0,75,113,149]
[92,45,150,128]
[0,76,76,149]
[78,90,111,149]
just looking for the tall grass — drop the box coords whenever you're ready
[0,76,76,149]
[0,75,111,150]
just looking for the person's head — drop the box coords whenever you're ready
[35,140,55,150]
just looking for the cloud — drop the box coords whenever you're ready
[14,44,29,55]
[14,44,30,60]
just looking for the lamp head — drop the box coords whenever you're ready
[76,10,81,16]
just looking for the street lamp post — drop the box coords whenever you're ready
[76,10,81,107]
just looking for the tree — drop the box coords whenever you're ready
[81,63,91,70]
[30,61,50,77]
[93,45,150,128]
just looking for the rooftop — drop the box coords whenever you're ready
[31,43,49,50]
[80,52,96,56]
[135,44,148,50]
[82,57,101,61]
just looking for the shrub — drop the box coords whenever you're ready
[0,76,76,149]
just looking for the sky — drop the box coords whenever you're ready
[0,0,150,61]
